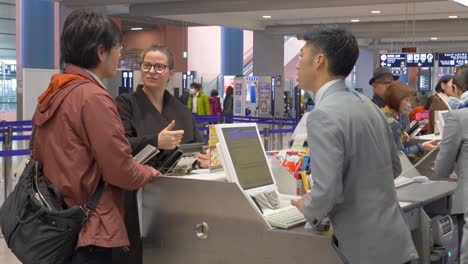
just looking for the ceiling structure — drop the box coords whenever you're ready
[0,0,16,60]
[58,0,468,51]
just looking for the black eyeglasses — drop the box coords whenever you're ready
[140,62,169,73]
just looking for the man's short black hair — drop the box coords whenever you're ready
[190,82,202,90]
[303,25,359,77]
[60,9,122,69]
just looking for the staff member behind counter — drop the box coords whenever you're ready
[114,45,208,264]
[435,65,468,264]
[291,25,418,264]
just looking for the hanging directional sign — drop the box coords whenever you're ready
[380,54,406,68]
[438,53,468,67]
[406,53,434,67]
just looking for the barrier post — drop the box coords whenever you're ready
[271,117,276,150]
[278,120,284,150]
[3,126,13,199]
[263,127,270,151]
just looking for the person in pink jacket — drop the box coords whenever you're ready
[209,89,223,116]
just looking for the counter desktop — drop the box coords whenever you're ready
[138,124,457,264]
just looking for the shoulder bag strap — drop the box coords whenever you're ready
[85,179,105,211]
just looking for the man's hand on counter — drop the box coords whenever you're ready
[291,192,311,213]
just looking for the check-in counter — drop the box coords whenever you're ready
[141,176,344,264]
[140,171,456,264]
[397,181,457,264]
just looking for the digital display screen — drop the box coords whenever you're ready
[438,53,468,67]
[406,53,434,67]
[380,54,406,68]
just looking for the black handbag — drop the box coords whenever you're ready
[0,159,104,264]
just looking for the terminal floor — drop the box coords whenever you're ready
[0,237,20,263]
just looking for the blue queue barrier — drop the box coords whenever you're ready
[0,149,30,157]
[193,115,299,127]
[0,135,31,142]
[0,120,33,128]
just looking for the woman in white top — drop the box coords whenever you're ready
[428,75,453,133]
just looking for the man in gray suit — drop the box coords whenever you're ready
[435,65,468,264]
[291,25,418,264]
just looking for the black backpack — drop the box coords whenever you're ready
[0,159,104,264]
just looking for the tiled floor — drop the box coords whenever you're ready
[0,237,21,264]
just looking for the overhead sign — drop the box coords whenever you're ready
[245,76,258,81]
[406,53,434,67]
[0,64,16,75]
[402,47,417,53]
[438,53,468,67]
[380,54,406,68]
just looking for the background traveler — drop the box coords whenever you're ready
[187,82,211,115]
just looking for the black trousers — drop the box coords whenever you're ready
[70,246,112,264]
[112,190,142,264]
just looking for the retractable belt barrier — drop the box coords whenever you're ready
[0,123,32,206]
[194,115,298,151]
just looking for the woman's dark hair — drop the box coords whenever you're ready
[60,9,122,69]
[226,86,233,95]
[434,75,453,93]
[210,89,219,96]
[384,80,414,112]
[190,82,202,91]
[453,65,468,94]
[140,45,175,69]
[303,25,359,77]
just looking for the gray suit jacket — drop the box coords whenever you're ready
[435,108,468,213]
[304,81,418,264]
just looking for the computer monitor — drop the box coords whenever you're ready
[215,123,277,195]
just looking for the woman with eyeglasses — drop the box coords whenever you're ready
[428,75,453,133]
[435,65,468,264]
[113,45,206,264]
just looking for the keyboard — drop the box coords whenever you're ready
[264,205,306,229]
[394,176,415,188]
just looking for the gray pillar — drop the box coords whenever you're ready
[252,31,284,77]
